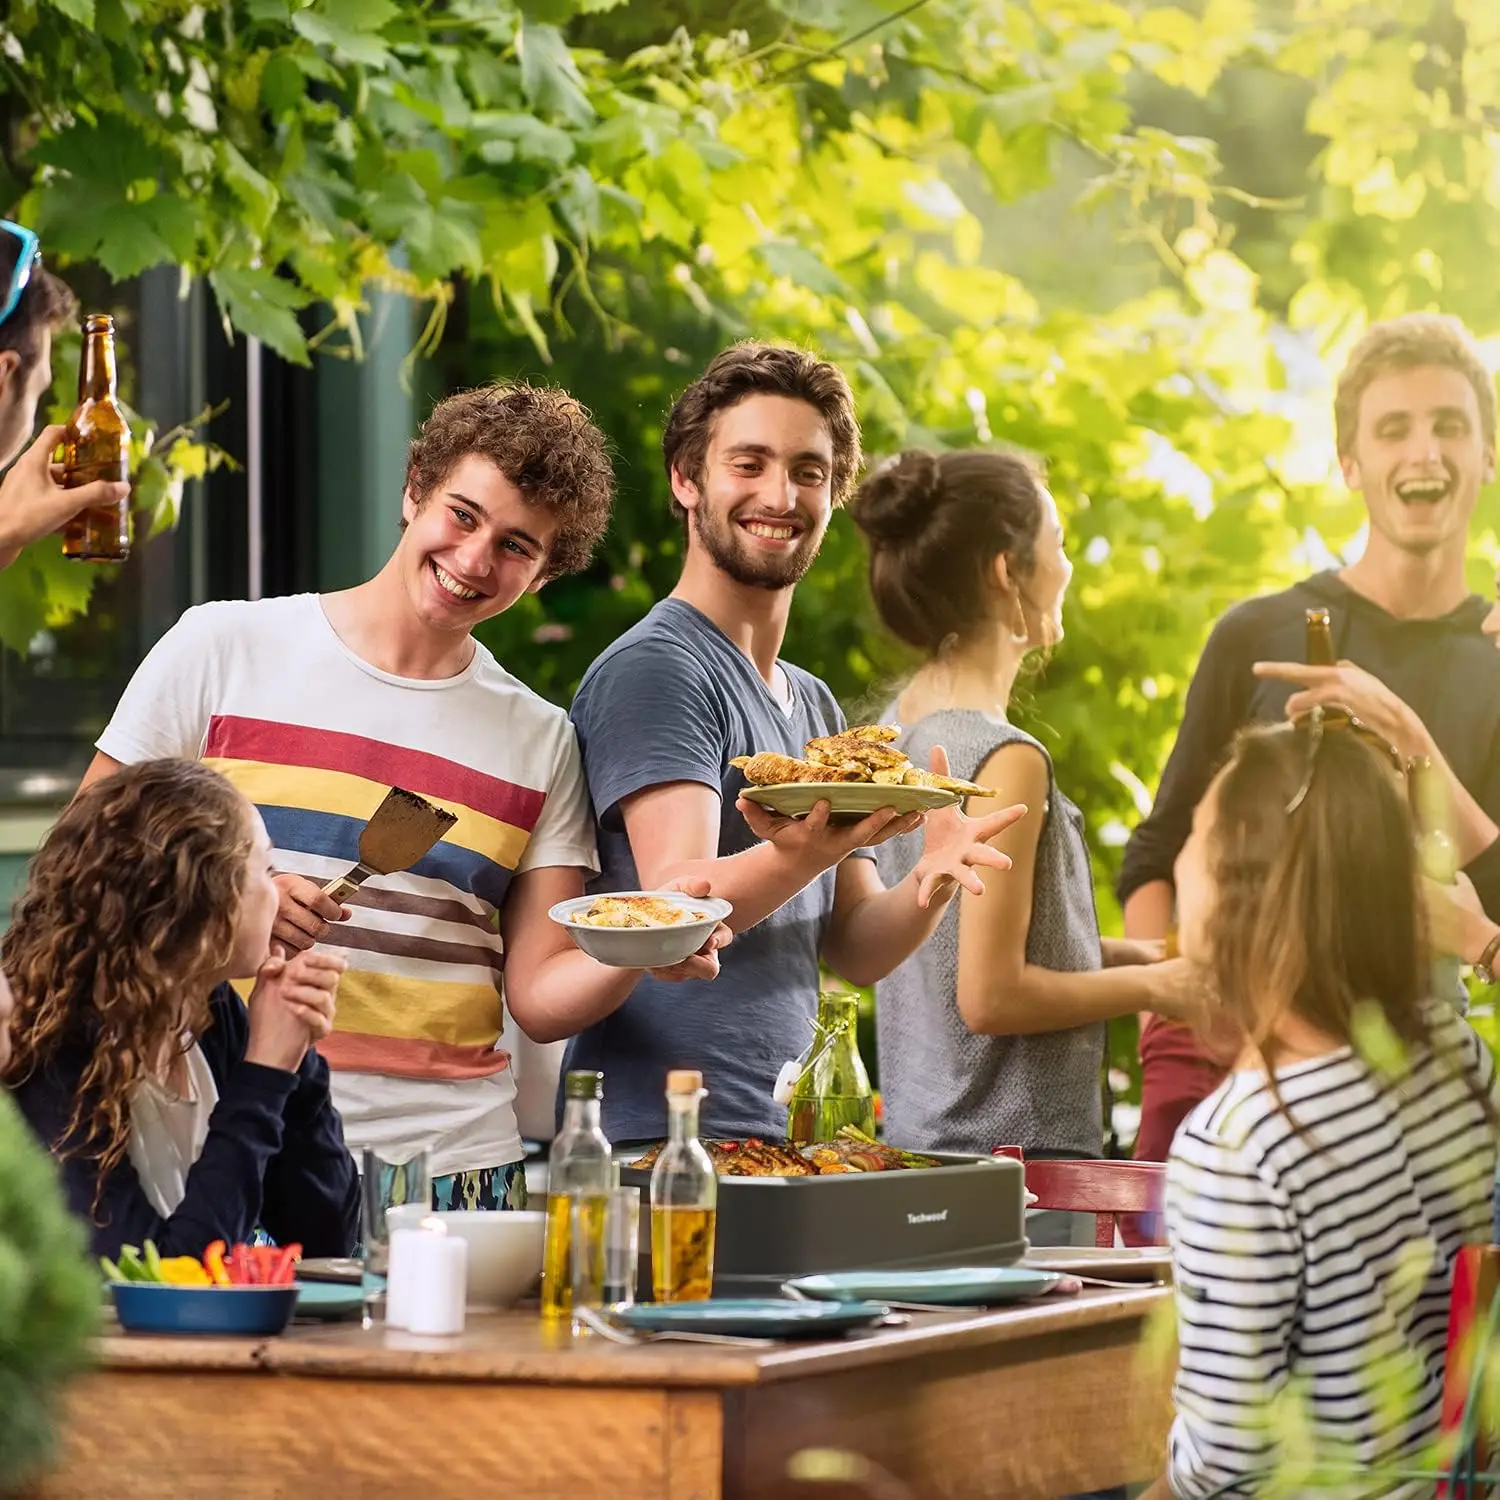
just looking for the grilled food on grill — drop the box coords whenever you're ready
[629,1138,815,1176]
[627,1128,941,1178]
[573,894,708,928]
[730,723,992,798]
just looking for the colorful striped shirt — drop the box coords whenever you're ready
[96,594,597,1174]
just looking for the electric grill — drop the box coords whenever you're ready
[618,1150,1027,1299]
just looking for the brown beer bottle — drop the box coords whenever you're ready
[1303,607,1349,725]
[61,314,131,562]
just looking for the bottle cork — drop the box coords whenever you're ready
[666,1069,704,1094]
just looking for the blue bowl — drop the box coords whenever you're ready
[110,1281,299,1336]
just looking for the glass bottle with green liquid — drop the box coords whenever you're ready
[540,1070,611,1320]
[783,990,875,1143]
[1410,754,1467,1010]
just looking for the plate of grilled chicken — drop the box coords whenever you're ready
[731,724,991,822]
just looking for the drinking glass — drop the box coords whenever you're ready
[602,1184,641,1309]
[360,1148,432,1326]
[570,1183,641,1326]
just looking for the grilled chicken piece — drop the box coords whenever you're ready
[629,1139,815,1176]
[730,753,861,786]
[901,767,994,797]
[803,729,908,773]
[725,1140,815,1176]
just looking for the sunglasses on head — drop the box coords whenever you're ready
[1284,706,1409,815]
[0,220,40,330]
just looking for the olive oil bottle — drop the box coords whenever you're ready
[540,1070,611,1320]
[650,1070,717,1303]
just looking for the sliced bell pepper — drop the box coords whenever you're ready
[158,1256,213,1286]
[143,1240,164,1282]
[116,1246,151,1282]
[270,1243,303,1286]
[203,1240,232,1287]
[99,1255,126,1283]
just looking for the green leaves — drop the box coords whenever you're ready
[209,267,314,366]
[38,0,94,24]
[290,0,400,68]
[517,21,595,125]
[0,1095,98,1490]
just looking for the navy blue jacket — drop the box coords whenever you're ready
[9,983,360,1260]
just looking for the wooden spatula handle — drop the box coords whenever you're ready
[322,873,364,904]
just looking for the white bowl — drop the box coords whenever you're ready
[387,1206,545,1307]
[548,891,732,968]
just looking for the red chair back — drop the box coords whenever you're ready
[1437,1244,1498,1498]
[1007,1154,1167,1248]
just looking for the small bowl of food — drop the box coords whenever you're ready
[548,891,732,969]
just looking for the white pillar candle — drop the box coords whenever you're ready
[387,1218,468,1336]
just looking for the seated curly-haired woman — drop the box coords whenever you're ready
[2,758,360,1260]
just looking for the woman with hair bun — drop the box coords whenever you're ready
[850,450,1197,1229]
[2,758,360,1260]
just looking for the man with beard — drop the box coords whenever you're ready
[566,342,1026,1142]
[1120,311,1500,1177]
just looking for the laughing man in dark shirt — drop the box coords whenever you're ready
[1119,312,1500,1167]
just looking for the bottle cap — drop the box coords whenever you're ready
[666,1069,703,1094]
[82,313,114,335]
[772,1060,803,1106]
[563,1070,604,1100]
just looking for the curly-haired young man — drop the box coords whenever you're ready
[79,383,725,1210]
[567,343,1024,1142]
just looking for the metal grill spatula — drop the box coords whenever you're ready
[321,786,458,903]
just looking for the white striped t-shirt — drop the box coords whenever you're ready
[1164,1006,1498,1499]
[97,594,599,1176]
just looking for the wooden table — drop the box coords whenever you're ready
[39,1287,1175,1499]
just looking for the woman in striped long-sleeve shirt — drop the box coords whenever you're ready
[1141,719,1498,1500]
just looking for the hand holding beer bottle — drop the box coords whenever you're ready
[1252,607,1423,769]
[60,313,132,562]
[0,422,130,571]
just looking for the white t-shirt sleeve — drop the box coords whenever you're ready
[96,604,223,764]
[516,718,599,875]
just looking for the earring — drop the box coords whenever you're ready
[1009,596,1029,645]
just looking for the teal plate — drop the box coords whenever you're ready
[613,1298,890,1338]
[294,1280,365,1319]
[783,1267,1060,1306]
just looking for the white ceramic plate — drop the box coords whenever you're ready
[1021,1246,1172,1282]
[740,782,958,823]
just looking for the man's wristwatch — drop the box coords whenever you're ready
[1475,930,1500,986]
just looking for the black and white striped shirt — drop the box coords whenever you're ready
[1164,1006,1497,1499]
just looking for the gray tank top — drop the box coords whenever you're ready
[874,707,1105,1156]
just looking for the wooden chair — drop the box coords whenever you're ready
[996,1150,1167,1248]
[1437,1244,1500,1498]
